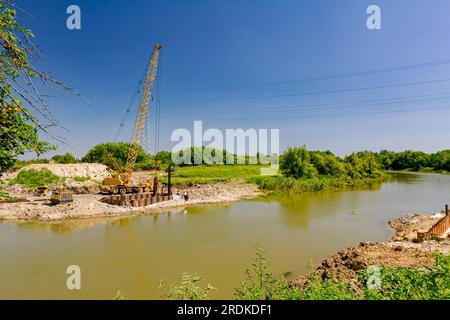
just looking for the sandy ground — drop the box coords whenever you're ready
[291,213,449,293]
[0,181,260,221]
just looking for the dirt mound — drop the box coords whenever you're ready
[292,214,449,294]
[63,178,102,194]
[292,241,436,293]
[6,163,110,181]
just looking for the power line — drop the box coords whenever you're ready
[176,23,450,82]
[161,105,450,121]
[168,77,450,103]
[161,93,450,115]
[166,57,450,94]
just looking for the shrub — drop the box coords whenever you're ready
[280,146,317,179]
[158,272,215,300]
[9,169,63,188]
[234,244,278,300]
[360,253,450,300]
[234,244,354,300]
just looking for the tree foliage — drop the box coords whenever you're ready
[0,2,66,173]
[51,152,76,164]
[279,146,382,180]
[375,149,450,172]
[279,146,317,179]
[81,142,151,169]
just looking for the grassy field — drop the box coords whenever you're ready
[159,164,269,186]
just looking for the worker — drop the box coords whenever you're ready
[183,191,189,202]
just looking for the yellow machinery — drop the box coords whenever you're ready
[50,190,74,204]
[102,44,161,195]
[36,185,48,196]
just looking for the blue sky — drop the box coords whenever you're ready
[14,0,450,157]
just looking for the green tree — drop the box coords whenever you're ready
[279,146,317,179]
[344,151,382,180]
[51,152,76,164]
[391,151,430,171]
[82,142,150,169]
[0,2,66,173]
[376,150,396,169]
[310,151,346,177]
[154,151,172,164]
[429,150,450,172]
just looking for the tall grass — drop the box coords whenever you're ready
[250,175,384,194]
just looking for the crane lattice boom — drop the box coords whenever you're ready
[125,44,161,175]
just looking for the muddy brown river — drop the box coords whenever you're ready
[0,172,449,299]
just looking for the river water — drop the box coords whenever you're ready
[0,172,449,299]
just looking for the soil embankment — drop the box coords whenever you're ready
[292,213,449,293]
[0,181,259,221]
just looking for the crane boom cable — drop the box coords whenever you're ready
[113,62,149,142]
[155,52,162,153]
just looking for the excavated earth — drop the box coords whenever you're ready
[291,213,449,294]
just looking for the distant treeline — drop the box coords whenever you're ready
[14,142,450,176]
[375,150,450,173]
[14,143,278,170]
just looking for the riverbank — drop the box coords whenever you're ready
[291,213,449,295]
[0,180,260,221]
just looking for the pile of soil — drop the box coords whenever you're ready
[3,163,110,181]
[291,214,449,294]
[63,178,102,194]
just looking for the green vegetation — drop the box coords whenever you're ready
[161,164,265,186]
[158,272,216,300]
[0,180,13,200]
[360,253,450,300]
[376,149,450,173]
[9,169,63,188]
[8,145,450,191]
[73,176,90,182]
[234,244,355,300]
[0,2,64,174]
[156,247,448,300]
[234,248,449,300]
[81,142,154,170]
[12,158,49,169]
[253,146,384,194]
[0,189,14,201]
[51,152,76,164]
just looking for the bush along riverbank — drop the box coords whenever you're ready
[250,146,385,194]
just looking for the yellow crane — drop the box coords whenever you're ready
[102,44,162,195]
